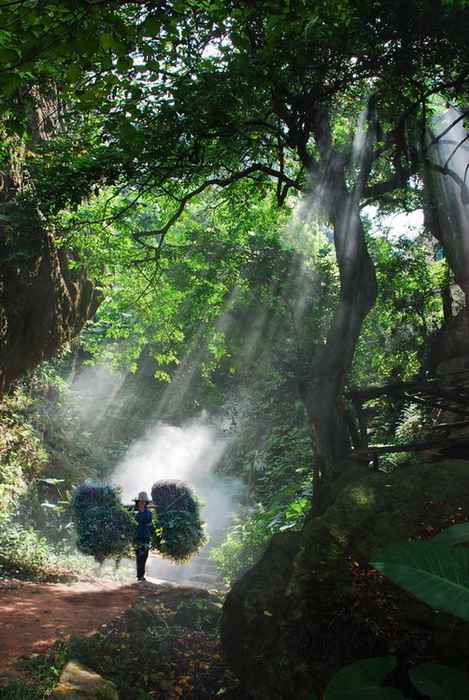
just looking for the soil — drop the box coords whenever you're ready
[0,576,250,698]
[0,577,140,677]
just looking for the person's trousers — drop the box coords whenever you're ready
[135,540,149,579]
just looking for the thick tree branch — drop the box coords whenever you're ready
[425,110,468,150]
[423,156,469,204]
[132,164,304,251]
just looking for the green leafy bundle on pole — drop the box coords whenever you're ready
[150,480,207,563]
[71,480,134,565]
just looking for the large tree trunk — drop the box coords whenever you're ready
[301,196,377,498]
[0,220,100,391]
[422,107,469,332]
[0,89,100,390]
[298,123,378,506]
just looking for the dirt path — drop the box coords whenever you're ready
[0,577,143,678]
[0,576,251,698]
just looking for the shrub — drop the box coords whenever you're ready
[210,512,272,584]
[0,524,93,581]
[212,485,311,584]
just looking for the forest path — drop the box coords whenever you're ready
[0,577,248,698]
[0,577,162,677]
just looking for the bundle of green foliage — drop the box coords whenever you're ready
[71,481,134,565]
[70,481,121,516]
[151,480,199,514]
[150,481,206,562]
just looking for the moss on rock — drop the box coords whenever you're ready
[51,660,118,699]
[221,460,469,699]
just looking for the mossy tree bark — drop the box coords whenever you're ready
[0,91,100,390]
[292,108,378,506]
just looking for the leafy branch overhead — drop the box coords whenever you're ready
[1,0,469,484]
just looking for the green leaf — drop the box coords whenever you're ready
[100,33,114,52]
[147,59,160,73]
[0,73,21,96]
[432,523,469,545]
[0,47,19,63]
[119,120,138,138]
[408,662,469,700]
[37,478,65,485]
[6,118,25,137]
[141,15,160,37]
[324,657,404,699]
[65,63,82,83]
[117,56,133,71]
[370,541,469,621]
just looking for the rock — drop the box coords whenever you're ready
[419,308,469,373]
[122,601,168,633]
[0,216,100,390]
[221,460,469,699]
[156,587,224,630]
[172,596,222,630]
[51,660,118,699]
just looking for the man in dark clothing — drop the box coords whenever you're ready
[133,491,153,581]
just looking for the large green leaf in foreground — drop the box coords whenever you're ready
[370,541,469,621]
[409,662,469,700]
[432,522,469,546]
[324,656,405,699]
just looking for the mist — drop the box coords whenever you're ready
[67,364,127,427]
[112,414,242,585]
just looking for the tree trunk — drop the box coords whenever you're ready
[0,88,100,390]
[422,109,469,335]
[300,188,377,507]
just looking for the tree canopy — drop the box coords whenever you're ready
[1,0,468,504]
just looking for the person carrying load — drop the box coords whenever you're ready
[133,491,153,581]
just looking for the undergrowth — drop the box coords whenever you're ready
[0,526,92,583]
[0,374,131,584]
[212,483,311,584]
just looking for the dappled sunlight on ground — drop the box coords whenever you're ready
[0,579,140,677]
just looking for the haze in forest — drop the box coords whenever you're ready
[67,362,243,543]
[1,1,469,697]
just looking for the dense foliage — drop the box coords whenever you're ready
[0,0,468,691]
[0,381,97,581]
[1,0,468,484]
[71,481,134,564]
[151,480,207,562]
[0,0,466,566]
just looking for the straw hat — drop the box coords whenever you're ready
[134,491,152,503]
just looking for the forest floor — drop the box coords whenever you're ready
[0,576,250,699]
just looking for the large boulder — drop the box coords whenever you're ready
[221,460,469,699]
[0,217,99,390]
